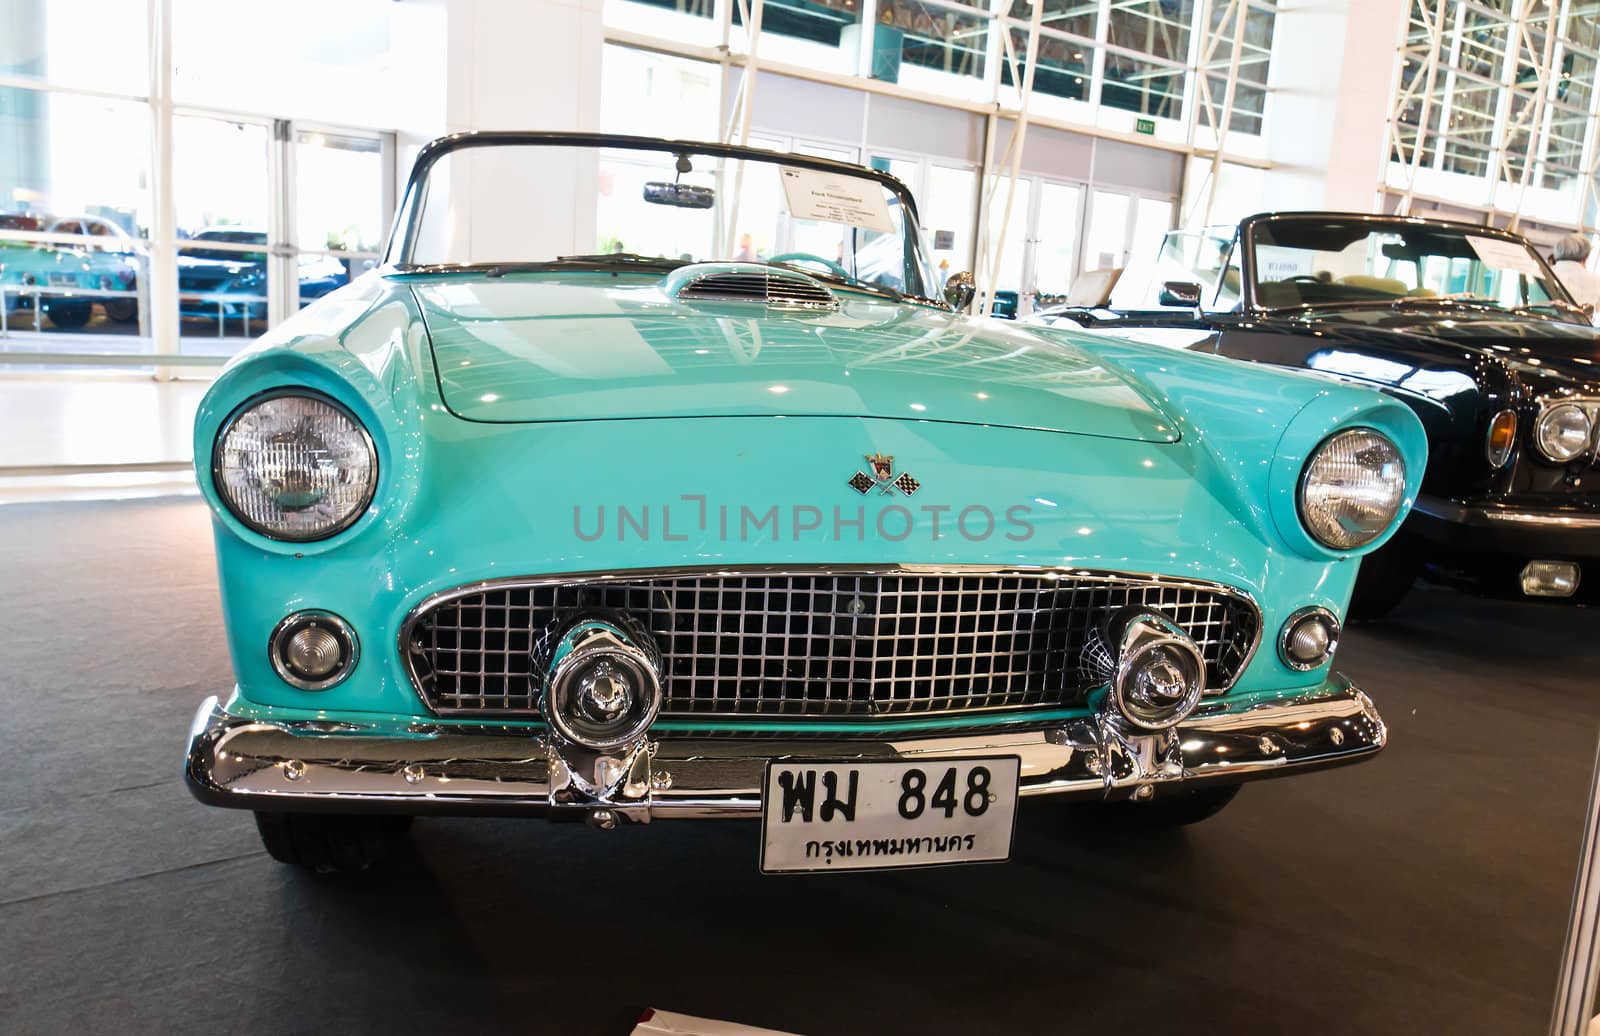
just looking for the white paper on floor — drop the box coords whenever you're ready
[632,1008,807,1036]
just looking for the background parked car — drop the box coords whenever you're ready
[1032,211,1600,615]
[0,213,141,329]
[179,227,349,326]
[44,215,145,323]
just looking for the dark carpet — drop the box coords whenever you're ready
[1,497,1597,1035]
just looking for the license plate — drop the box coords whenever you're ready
[47,273,75,286]
[759,757,1020,874]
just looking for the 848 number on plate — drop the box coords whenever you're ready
[896,765,994,820]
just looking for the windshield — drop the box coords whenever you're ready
[395,138,938,301]
[1246,218,1571,312]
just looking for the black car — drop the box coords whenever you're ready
[1031,211,1600,616]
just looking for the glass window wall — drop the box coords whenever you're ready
[1,4,397,359]
[0,87,150,343]
[1393,0,1600,213]
[678,0,1278,135]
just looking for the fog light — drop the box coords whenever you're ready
[538,614,661,750]
[1279,606,1340,672]
[1521,560,1580,598]
[1102,609,1205,731]
[270,610,358,689]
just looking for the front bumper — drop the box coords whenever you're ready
[185,675,1385,822]
[1411,495,1600,555]
[1409,495,1600,601]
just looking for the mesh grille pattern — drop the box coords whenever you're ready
[404,569,1259,719]
[676,272,836,309]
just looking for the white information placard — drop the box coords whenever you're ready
[1467,235,1543,277]
[778,166,895,233]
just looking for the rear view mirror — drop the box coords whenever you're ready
[1159,280,1202,307]
[643,182,715,209]
[945,271,976,312]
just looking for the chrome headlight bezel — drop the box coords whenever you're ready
[1534,402,1594,463]
[1296,427,1408,551]
[211,389,379,542]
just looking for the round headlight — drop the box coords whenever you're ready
[1534,403,1592,463]
[1298,428,1407,551]
[214,392,377,541]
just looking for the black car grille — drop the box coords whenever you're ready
[402,568,1260,721]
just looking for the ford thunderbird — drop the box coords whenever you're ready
[184,133,1425,874]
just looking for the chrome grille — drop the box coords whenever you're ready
[403,567,1259,720]
[675,271,836,310]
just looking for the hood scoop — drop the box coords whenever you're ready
[664,263,838,311]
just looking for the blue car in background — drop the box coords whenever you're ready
[179,227,349,326]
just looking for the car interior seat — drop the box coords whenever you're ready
[1065,267,1123,307]
[1337,274,1409,296]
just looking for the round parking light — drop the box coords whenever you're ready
[1279,607,1340,672]
[270,610,359,690]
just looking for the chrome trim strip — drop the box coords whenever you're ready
[1412,496,1600,529]
[185,674,1382,818]
[395,565,1265,716]
[1484,512,1600,529]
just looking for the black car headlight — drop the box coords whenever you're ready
[213,391,377,541]
[1297,428,1406,550]
[1534,403,1593,463]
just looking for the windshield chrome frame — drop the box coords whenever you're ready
[380,130,943,308]
[1235,211,1580,317]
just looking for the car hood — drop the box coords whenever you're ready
[406,275,1181,442]
[1303,306,1600,384]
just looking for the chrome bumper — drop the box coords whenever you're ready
[185,674,1385,822]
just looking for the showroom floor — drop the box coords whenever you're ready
[1,496,1596,1035]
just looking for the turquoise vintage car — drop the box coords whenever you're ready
[184,133,1426,875]
[0,214,140,329]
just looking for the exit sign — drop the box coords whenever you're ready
[1135,118,1156,135]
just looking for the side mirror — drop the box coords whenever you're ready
[945,270,976,312]
[1583,303,1596,323]
[1158,280,1202,308]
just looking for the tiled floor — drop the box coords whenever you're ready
[0,373,210,473]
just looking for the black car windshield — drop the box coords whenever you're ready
[396,138,938,300]
[1248,218,1571,312]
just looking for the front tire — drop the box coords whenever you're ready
[1079,783,1241,828]
[43,299,93,329]
[103,296,138,323]
[253,812,413,873]
[1348,532,1421,621]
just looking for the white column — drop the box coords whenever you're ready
[148,0,179,371]
[1258,0,1408,215]
[444,0,605,133]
